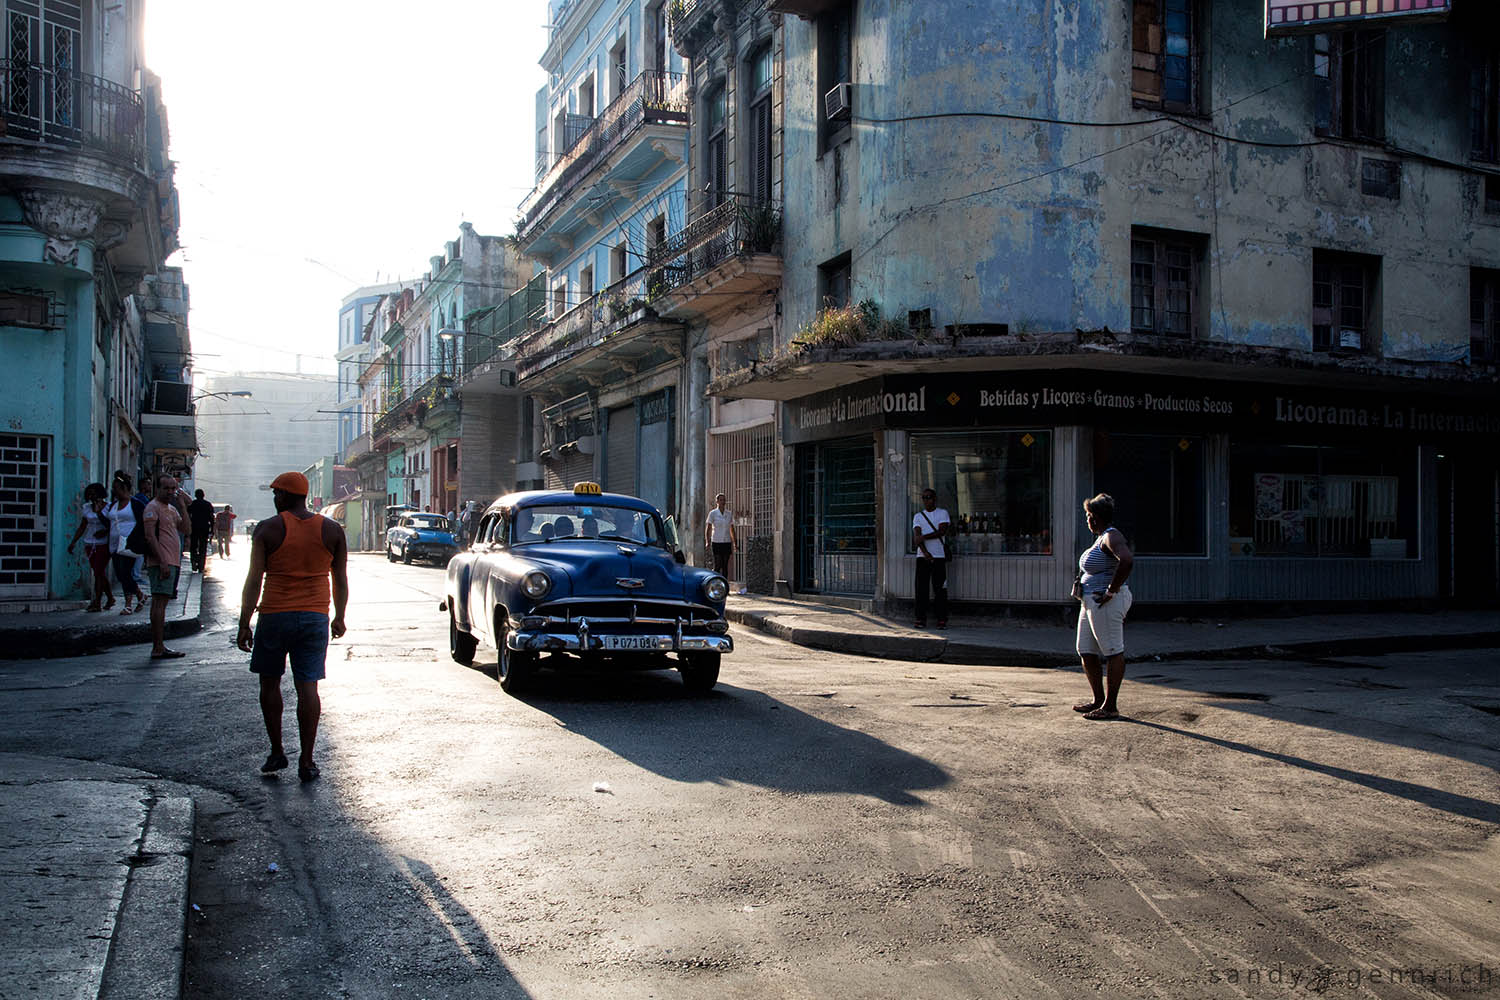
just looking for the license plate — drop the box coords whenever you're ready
[603,635,664,651]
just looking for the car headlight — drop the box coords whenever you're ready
[522,571,551,600]
[702,575,728,603]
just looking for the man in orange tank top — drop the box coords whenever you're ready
[237,471,349,782]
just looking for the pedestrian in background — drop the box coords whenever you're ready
[143,474,186,659]
[66,482,114,612]
[238,471,349,783]
[1072,492,1134,721]
[912,487,950,629]
[219,503,238,560]
[106,474,146,615]
[215,504,236,557]
[187,488,215,572]
[705,493,737,579]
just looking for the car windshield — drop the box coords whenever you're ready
[511,502,663,547]
[405,515,448,530]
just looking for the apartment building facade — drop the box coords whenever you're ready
[711,0,1499,607]
[503,0,694,524]
[0,0,183,600]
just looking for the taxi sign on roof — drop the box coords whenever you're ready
[573,481,602,495]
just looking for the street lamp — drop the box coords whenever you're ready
[193,389,253,401]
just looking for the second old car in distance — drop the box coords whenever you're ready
[440,483,733,694]
[387,512,460,565]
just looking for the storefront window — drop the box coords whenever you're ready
[1094,433,1206,555]
[1228,440,1417,557]
[909,431,1052,555]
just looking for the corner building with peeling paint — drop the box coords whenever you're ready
[689,0,1500,610]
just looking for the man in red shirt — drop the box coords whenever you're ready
[143,474,186,659]
[237,472,349,782]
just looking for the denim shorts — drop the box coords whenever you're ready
[250,611,329,682]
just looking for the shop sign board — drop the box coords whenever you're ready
[781,372,1500,444]
[1265,0,1451,37]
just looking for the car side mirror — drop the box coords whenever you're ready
[673,549,686,564]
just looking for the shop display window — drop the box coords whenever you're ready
[908,431,1052,555]
[1228,440,1417,558]
[1093,433,1207,555]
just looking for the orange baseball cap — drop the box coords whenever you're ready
[268,471,309,495]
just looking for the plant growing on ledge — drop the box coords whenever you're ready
[736,200,782,254]
[789,299,906,353]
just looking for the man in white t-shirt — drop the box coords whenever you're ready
[704,493,737,578]
[911,487,950,629]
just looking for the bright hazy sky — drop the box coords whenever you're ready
[145,1,549,381]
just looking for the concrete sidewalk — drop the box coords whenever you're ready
[0,754,194,1000]
[724,593,1500,666]
[0,559,204,661]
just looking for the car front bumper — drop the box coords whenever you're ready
[506,631,734,655]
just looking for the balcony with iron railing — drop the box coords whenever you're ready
[651,193,784,321]
[372,373,456,441]
[0,58,145,167]
[462,273,548,376]
[510,267,680,386]
[518,70,689,248]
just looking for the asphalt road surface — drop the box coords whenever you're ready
[3,553,1496,999]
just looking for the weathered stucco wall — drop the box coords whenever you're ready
[779,1,1500,362]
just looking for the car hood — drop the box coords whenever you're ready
[521,541,691,599]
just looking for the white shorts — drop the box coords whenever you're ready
[1076,585,1133,659]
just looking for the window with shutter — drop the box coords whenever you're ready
[1132,0,1201,112]
[750,97,771,202]
[1313,30,1385,141]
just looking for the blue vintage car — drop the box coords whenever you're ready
[386,512,459,565]
[440,483,732,694]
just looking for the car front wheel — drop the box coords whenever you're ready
[386,544,396,562]
[449,609,477,666]
[497,619,538,694]
[402,544,412,564]
[678,651,720,694]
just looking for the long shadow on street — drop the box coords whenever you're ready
[488,662,950,806]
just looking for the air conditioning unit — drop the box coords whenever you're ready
[824,82,851,121]
[151,380,191,414]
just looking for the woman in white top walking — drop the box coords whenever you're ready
[66,482,114,611]
[106,474,146,614]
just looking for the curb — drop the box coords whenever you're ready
[98,793,194,1000]
[726,608,1500,667]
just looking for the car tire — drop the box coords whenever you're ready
[402,545,412,565]
[386,544,396,563]
[678,651,720,694]
[449,609,477,666]
[497,620,537,694]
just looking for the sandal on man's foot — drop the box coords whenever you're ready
[1082,707,1120,720]
[1073,701,1101,713]
[260,750,289,773]
[298,761,320,783]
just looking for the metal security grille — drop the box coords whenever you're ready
[708,422,775,585]
[796,438,875,596]
[0,433,50,598]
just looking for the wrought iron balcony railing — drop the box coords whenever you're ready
[0,59,144,167]
[372,373,455,439]
[463,273,548,374]
[648,194,782,295]
[520,70,689,237]
[512,268,657,383]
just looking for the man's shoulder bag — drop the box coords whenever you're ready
[920,511,954,562]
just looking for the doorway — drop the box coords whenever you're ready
[795,437,876,596]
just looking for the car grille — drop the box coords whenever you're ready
[532,597,721,627]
